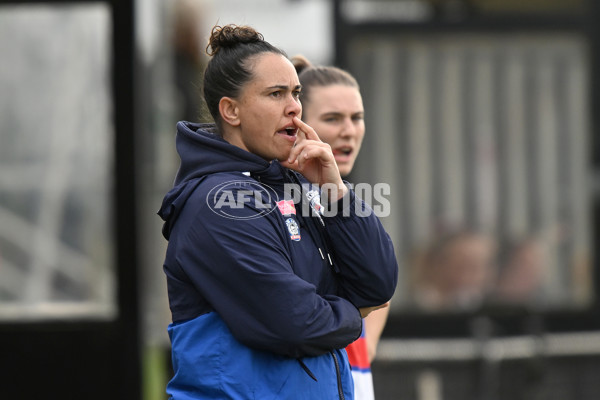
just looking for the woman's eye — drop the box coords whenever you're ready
[270,91,282,98]
[293,91,301,99]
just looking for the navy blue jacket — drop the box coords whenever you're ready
[158,122,398,399]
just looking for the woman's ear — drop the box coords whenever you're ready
[219,97,241,127]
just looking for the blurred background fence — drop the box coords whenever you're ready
[347,31,592,311]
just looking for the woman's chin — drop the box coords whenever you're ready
[338,164,353,177]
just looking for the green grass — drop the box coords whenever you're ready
[142,346,169,400]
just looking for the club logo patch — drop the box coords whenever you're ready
[285,218,301,241]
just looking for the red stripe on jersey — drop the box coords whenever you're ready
[345,333,370,370]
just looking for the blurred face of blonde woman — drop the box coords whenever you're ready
[302,85,365,177]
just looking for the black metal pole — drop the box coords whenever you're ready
[111,0,142,398]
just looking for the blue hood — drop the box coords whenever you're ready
[158,121,278,239]
[172,121,270,185]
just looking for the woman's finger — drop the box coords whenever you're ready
[288,140,329,164]
[288,117,321,163]
[293,116,321,142]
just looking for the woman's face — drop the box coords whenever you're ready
[302,85,365,177]
[227,52,302,162]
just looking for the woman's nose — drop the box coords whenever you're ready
[340,118,357,137]
[286,95,301,116]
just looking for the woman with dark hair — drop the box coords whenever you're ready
[158,24,397,399]
[293,55,391,400]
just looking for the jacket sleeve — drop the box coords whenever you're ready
[323,188,399,308]
[173,186,362,359]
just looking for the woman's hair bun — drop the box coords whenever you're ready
[206,24,264,56]
[291,54,313,75]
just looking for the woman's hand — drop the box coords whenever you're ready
[280,117,348,201]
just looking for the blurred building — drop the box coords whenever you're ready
[336,0,600,398]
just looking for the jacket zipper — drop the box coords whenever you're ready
[286,170,338,274]
[331,350,345,400]
[284,168,345,399]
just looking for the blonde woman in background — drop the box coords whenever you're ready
[293,54,393,400]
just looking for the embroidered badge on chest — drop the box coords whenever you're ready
[276,199,296,216]
[285,218,301,241]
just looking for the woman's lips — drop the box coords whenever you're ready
[277,126,297,136]
[332,148,353,161]
[276,127,297,142]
